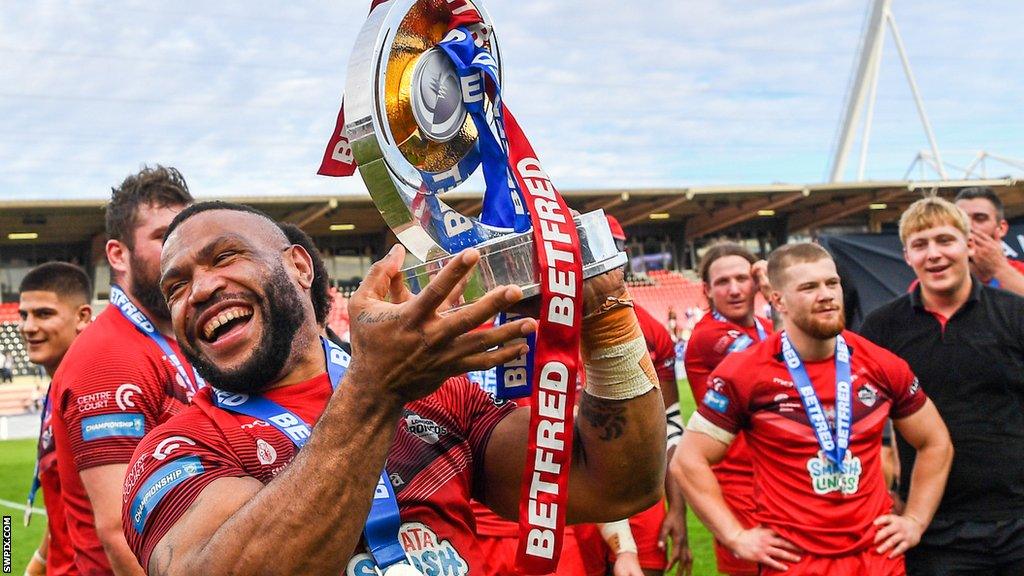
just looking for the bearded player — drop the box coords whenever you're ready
[20,263,93,576]
[120,202,665,576]
[673,242,953,575]
[50,166,197,576]
[682,242,772,576]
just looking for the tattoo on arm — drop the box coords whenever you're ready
[356,310,401,324]
[149,542,173,576]
[579,394,626,441]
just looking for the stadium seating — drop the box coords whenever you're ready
[1,321,37,377]
[630,270,708,330]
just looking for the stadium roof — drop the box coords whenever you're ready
[2,178,1021,247]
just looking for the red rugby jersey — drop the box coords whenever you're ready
[634,304,676,384]
[696,330,927,556]
[50,304,193,575]
[122,374,516,575]
[36,384,77,576]
[684,312,772,523]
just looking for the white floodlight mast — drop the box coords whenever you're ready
[829,0,947,182]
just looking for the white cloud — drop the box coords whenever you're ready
[0,0,1020,200]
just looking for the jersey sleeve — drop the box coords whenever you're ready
[57,351,172,471]
[122,417,246,572]
[879,350,927,419]
[683,327,718,404]
[453,376,518,465]
[634,305,677,384]
[693,357,749,435]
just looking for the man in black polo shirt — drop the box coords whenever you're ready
[861,195,1024,575]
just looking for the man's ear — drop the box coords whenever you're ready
[75,304,93,333]
[287,245,315,290]
[106,239,129,279]
[769,290,785,314]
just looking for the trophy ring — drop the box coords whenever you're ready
[344,0,627,305]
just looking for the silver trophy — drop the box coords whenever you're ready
[344,0,626,305]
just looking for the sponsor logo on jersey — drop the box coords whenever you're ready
[703,389,730,414]
[806,450,862,496]
[909,377,920,396]
[152,436,197,461]
[123,456,149,496]
[857,383,879,407]
[116,383,143,411]
[389,472,405,488]
[130,456,205,533]
[773,377,794,388]
[773,393,801,413]
[256,438,277,465]
[345,522,468,576]
[76,391,111,412]
[727,334,754,353]
[405,415,448,445]
[82,413,145,441]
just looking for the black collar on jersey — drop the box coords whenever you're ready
[909,274,982,311]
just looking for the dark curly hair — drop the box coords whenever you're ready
[106,165,193,249]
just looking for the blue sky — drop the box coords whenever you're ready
[1,0,1021,200]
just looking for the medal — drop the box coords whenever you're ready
[781,331,853,471]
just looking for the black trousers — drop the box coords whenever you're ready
[907,517,1024,576]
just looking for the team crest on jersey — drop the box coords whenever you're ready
[256,438,278,465]
[345,522,468,576]
[857,383,879,407]
[116,383,142,411]
[152,436,197,460]
[806,450,863,496]
[405,415,449,445]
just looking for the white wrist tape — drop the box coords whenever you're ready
[666,401,684,450]
[584,334,657,400]
[599,519,638,556]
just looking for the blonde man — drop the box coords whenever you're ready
[861,196,1024,575]
[675,242,952,575]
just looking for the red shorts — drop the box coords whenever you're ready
[759,548,905,576]
[628,501,669,571]
[573,501,669,575]
[476,530,588,576]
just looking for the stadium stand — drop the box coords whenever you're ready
[629,270,708,329]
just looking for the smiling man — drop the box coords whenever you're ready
[19,262,93,576]
[119,202,665,576]
[50,166,197,576]
[683,242,773,576]
[861,196,1024,575]
[674,242,952,576]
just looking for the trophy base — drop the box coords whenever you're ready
[402,209,627,308]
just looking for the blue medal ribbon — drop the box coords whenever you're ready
[213,337,409,571]
[109,285,205,396]
[439,28,533,402]
[24,391,50,526]
[494,312,535,400]
[780,332,852,472]
[712,311,770,342]
[437,27,531,233]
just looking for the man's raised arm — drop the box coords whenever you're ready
[132,247,536,576]
[481,269,667,524]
